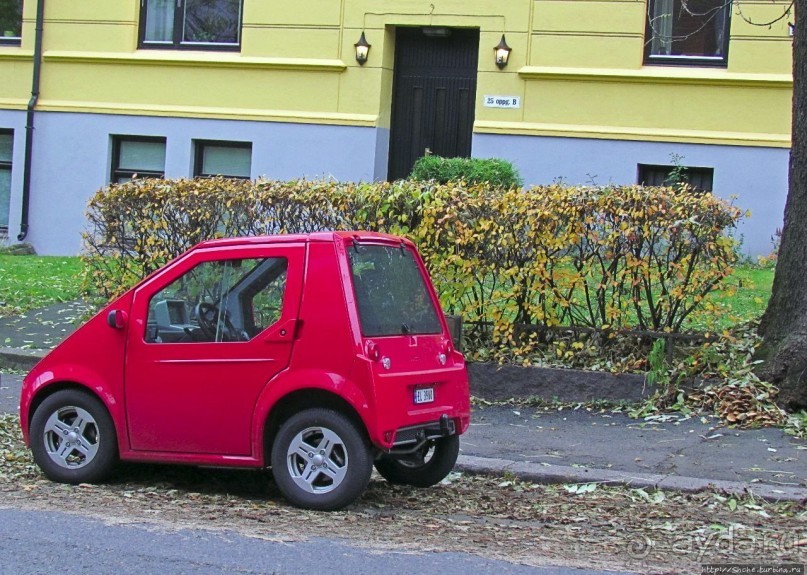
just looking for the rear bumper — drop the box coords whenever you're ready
[391,414,456,451]
[353,351,471,450]
[372,365,470,449]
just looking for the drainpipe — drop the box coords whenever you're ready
[18,0,45,241]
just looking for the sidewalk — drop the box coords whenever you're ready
[2,303,806,503]
[462,404,807,502]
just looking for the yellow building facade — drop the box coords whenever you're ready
[0,0,794,255]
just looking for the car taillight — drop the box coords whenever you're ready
[438,339,451,365]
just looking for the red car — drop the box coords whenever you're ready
[19,232,470,510]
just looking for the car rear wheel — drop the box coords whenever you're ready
[271,409,372,511]
[29,389,118,484]
[374,434,459,487]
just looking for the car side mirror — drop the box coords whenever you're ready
[106,309,128,330]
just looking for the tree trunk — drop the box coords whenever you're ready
[757,0,807,409]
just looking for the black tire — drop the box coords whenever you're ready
[29,389,118,484]
[270,409,372,511]
[374,435,460,488]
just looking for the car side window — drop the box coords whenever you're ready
[145,257,288,343]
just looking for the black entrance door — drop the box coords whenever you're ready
[387,27,480,181]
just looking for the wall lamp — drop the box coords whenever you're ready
[355,31,371,65]
[494,34,511,69]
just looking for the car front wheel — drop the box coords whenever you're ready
[374,434,460,487]
[271,409,372,511]
[29,389,118,484]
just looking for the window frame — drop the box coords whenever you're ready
[193,139,252,179]
[637,163,715,193]
[348,244,443,338]
[0,129,12,235]
[138,0,244,51]
[643,0,731,67]
[110,135,167,183]
[0,0,23,46]
[145,257,289,344]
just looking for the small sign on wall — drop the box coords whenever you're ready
[483,95,521,109]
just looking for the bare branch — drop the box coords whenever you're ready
[734,0,793,28]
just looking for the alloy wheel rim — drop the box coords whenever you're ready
[285,426,349,494]
[42,405,100,469]
[397,444,434,468]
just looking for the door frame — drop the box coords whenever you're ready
[386,26,480,181]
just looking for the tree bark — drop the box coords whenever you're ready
[757,0,807,409]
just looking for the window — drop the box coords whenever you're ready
[0,0,22,46]
[139,0,242,50]
[0,131,12,235]
[111,136,166,183]
[638,163,714,193]
[348,244,442,337]
[194,140,251,178]
[644,0,731,66]
[146,257,288,343]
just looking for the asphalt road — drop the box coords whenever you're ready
[0,508,622,575]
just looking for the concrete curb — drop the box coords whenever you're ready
[0,348,45,371]
[456,454,807,503]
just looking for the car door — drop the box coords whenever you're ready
[124,242,305,456]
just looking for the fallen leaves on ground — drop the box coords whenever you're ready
[1,415,804,572]
[0,256,84,319]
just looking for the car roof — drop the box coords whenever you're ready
[194,231,414,250]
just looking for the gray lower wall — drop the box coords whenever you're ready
[0,108,790,258]
[12,112,381,255]
[473,133,789,258]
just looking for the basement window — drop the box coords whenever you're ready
[111,136,167,183]
[193,140,252,179]
[638,163,714,193]
[0,131,12,235]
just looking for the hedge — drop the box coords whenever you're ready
[83,178,742,361]
[409,156,523,188]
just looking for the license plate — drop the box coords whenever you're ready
[414,387,434,404]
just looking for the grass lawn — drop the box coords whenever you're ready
[0,255,85,318]
[687,265,775,331]
[0,255,776,332]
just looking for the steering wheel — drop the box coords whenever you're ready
[194,302,245,342]
[194,302,220,340]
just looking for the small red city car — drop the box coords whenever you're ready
[19,232,470,510]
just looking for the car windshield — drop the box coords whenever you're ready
[348,243,442,337]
